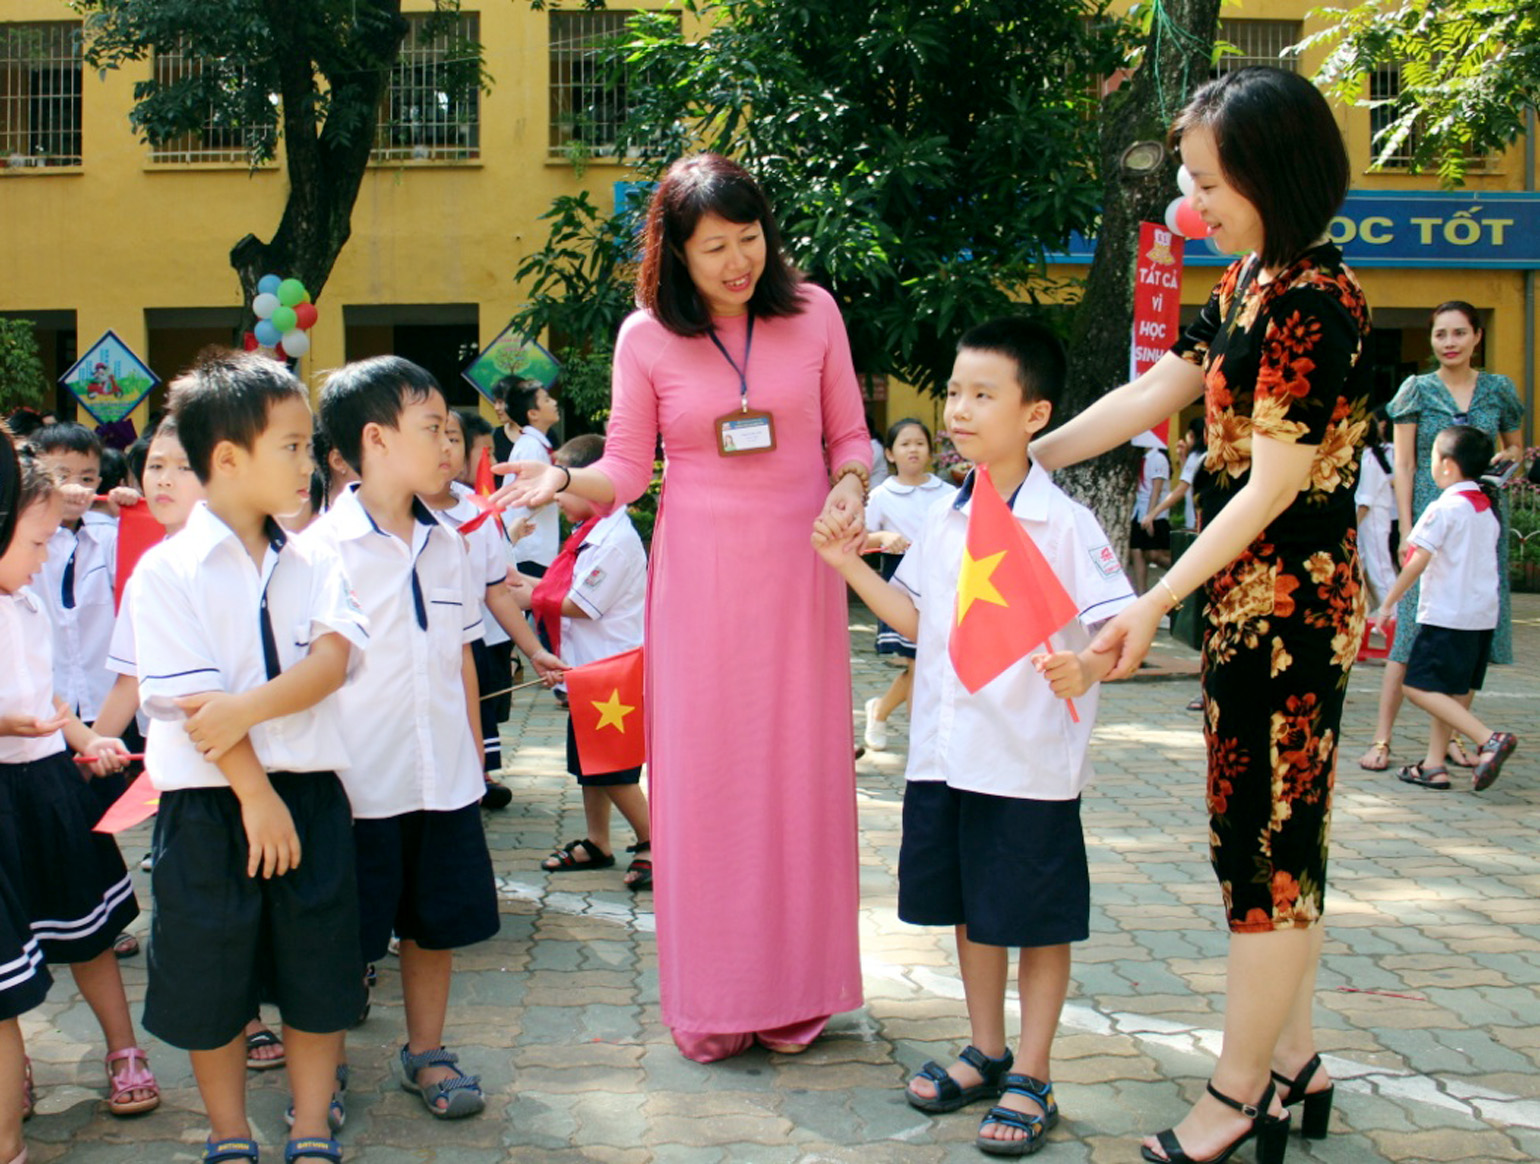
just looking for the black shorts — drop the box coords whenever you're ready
[473,637,514,771]
[1406,624,1494,697]
[1129,517,1171,551]
[143,772,364,1050]
[354,802,499,963]
[898,781,1089,948]
[566,715,643,787]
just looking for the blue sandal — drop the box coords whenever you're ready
[976,1073,1058,1157]
[285,1064,349,1133]
[906,1045,1014,1113]
[284,1137,342,1163]
[204,1139,259,1163]
[399,1044,485,1119]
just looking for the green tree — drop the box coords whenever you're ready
[72,0,487,317]
[0,319,49,416]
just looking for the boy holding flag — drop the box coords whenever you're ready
[811,318,1134,1157]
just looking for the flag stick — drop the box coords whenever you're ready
[75,753,145,764]
[478,676,552,702]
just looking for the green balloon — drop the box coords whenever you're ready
[277,278,307,308]
[272,305,298,332]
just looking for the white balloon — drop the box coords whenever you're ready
[1177,165,1196,197]
[1164,196,1186,236]
[279,328,310,357]
[252,292,280,320]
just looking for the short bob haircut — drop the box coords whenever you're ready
[637,153,805,337]
[1171,67,1348,272]
[168,349,308,484]
[956,317,1067,410]
[318,355,443,475]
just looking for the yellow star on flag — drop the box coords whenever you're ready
[955,548,1009,625]
[592,688,636,733]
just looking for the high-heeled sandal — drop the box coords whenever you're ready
[1271,1053,1334,1140]
[1140,1080,1290,1164]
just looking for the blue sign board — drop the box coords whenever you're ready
[1047,189,1540,270]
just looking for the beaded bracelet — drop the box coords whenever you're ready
[831,462,870,504]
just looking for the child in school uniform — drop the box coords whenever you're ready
[861,418,955,751]
[1372,424,1519,793]
[131,351,370,1164]
[0,453,156,1123]
[519,435,651,888]
[307,356,499,1121]
[501,378,562,578]
[813,319,1135,1157]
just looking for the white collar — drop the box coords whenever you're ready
[883,474,946,496]
[953,462,1052,523]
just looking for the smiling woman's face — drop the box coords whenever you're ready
[1180,127,1265,259]
[682,211,766,318]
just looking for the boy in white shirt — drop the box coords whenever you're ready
[132,351,370,1164]
[813,318,1134,1157]
[502,379,562,577]
[307,356,497,1121]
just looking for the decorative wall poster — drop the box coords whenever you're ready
[460,322,561,401]
[60,330,159,424]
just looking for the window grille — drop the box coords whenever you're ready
[374,12,481,162]
[549,10,637,158]
[0,23,82,168]
[1367,63,1494,173]
[1214,20,1302,74]
[150,45,254,164]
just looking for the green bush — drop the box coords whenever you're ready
[0,319,48,415]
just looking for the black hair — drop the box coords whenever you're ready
[168,349,309,484]
[318,355,444,475]
[956,317,1066,409]
[1365,411,1392,475]
[307,468,325,515]
[637,153,805,338]
[125,434,152,490]
[0,427,18,556]
[1185,416,1206,449]
[1434,424,1499,508]
[509,381,547,428]
[6,409,44,439]
[884,417,933,451]
[30,421,103,461]
[310,425,336,500]
[98,446,127,493]
[554,433,605,470]
[456,408,492,441]
[1171,67,1349,272]
[1430,300,1481,333]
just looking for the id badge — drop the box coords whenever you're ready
[716,408,776,456]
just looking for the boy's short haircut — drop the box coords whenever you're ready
[456,408,492,441]
[957,317,1066,410]
[125,434,153,489]
[318,355,443,475]
[554,433,605,469]
[508,380,546,427]
[31,421,103,461]
[98,446,127,493]
[169,349,309,484]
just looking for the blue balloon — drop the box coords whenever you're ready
[253,319,281,347]
[257,274,282,295]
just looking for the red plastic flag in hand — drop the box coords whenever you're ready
[115,501,163,612]
[948,465,1080,696]
[93,771,160,834]
[457,446,508,536]
[565,647,645,775]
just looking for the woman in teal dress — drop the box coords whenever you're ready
[1357,300,1525,775]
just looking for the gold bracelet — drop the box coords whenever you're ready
[831,462,870,504]
[1159,577,1182,610]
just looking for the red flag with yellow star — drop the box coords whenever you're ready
[566,647,645,775]
[949,465,1080,694]
[457,446,508,537]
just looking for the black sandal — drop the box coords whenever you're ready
[1141,1081,1289,1164]
[1272,1052,1334,1139]
[541,838,615,871]
[976,1072,1057,1156]
[624,841,652,890]
[1397,762,1450,789]
[905,1044,1014,1113]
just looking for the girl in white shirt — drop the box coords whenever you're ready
[861,419,956,750]
[1355,413,1397,609]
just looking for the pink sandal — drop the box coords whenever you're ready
[104,1047,160,1116]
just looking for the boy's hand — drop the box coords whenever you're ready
[239,789,301,878]
[1032,650,1091,699]
[0,710,72,738]
[175,692,254,763]
[77,735,130,777]
[60,482,95,511]
[811,520,861,568]
[506,517,536,543]
[107,486,144,512]
[531,649,568,685]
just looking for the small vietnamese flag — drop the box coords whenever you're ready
[565,647,645,775]
[92,771,161,834]
[114,501,163,612]
[457,446,508,537]
[948,465,1081,696]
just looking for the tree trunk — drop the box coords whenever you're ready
[1059,0,1222,561]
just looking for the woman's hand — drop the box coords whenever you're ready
[489,461,564,510]
[1087,594,1166,681]
[819,472,866,554]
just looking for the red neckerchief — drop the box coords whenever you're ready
[530,515,600,658]
[1459,490,1493,513]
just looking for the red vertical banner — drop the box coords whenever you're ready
[1131,222,1186,443]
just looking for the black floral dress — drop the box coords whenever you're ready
[1172,242,1373,934]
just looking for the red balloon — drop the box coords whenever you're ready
[242,330,259,351]
[1175,197,1211,239]
[274,342,288,361]
[294,302,319,330]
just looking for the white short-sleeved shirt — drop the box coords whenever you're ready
[1179,449,1203,487]
[0,588,66,763]
[1354,445,1394,518]
[304,485,484,818]
[435,482,510,647]
[1407,481,1500,630]
[508,426,559,567]
[865,474,956,546]
[869,438,890,489]
[560,510,647,673]
[132,502,370,791]
[1132,447,1170,521]
[39,512,118,722]
[894,464,1137,800]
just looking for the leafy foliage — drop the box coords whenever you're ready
[0,320,49,416]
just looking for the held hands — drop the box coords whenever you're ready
[1032,650,1091,699]
[811,516,862,569]
[817,473,866,555]
[76,735,130,778]
[489,461,564,511]
[1087,594,1164,681]
[240,788,301,879]
[175,691,254,763]
[0,709,71,738]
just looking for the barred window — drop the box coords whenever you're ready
[0,23,82,168]
[150,45,255,164]
[548,10,638,158]
[1214,19,1302,74]
[374,12,481,162]
[1368,65,1418,169]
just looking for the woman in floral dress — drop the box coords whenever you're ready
[1033,67,1371,1162]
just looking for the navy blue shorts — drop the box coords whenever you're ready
[354,802,499,963]
[143,772,364,1050]
[566,715,643,787]
[898,781,1089,948]
[1406,624,1493,697]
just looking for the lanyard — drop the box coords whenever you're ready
[707,313,755,413]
